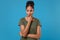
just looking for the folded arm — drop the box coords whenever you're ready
[20,25,41,39]
[20,21,31,37]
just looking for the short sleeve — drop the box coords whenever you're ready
[37,19,42,27]
[18,18,24,26]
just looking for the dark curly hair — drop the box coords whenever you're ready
[26,1,34,9]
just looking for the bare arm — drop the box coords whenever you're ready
[20,25,41,38]
[27,26,41,39]
[20,16,32,37]
[20,21,31,37]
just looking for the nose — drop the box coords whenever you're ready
[28,10,31,14]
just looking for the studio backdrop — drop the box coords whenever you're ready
[0,0,60,40]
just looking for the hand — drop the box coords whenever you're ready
[27,16,33,22]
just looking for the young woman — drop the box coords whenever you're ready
[18,1,41,40]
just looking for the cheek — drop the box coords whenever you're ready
[26,11,29,14]
[31,11,33,13]
[31,11,34,14]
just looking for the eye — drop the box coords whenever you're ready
[30,10,32,12]
[27,10,29,12]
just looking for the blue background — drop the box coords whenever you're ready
[0,0,60,40]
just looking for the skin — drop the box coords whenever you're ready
[19,6,41,39]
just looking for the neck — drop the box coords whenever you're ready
[26,15,34,21]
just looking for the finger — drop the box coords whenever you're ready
[30,16,31,17]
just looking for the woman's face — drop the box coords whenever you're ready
[26,6,34,16]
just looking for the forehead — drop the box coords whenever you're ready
[26,6,33,10]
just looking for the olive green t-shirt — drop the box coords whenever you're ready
[18,17,42,40]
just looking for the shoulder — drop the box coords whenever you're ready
[19,17,25,22]
[33,17,42,27]
[33,17,40,22]
[20,17,25,20]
